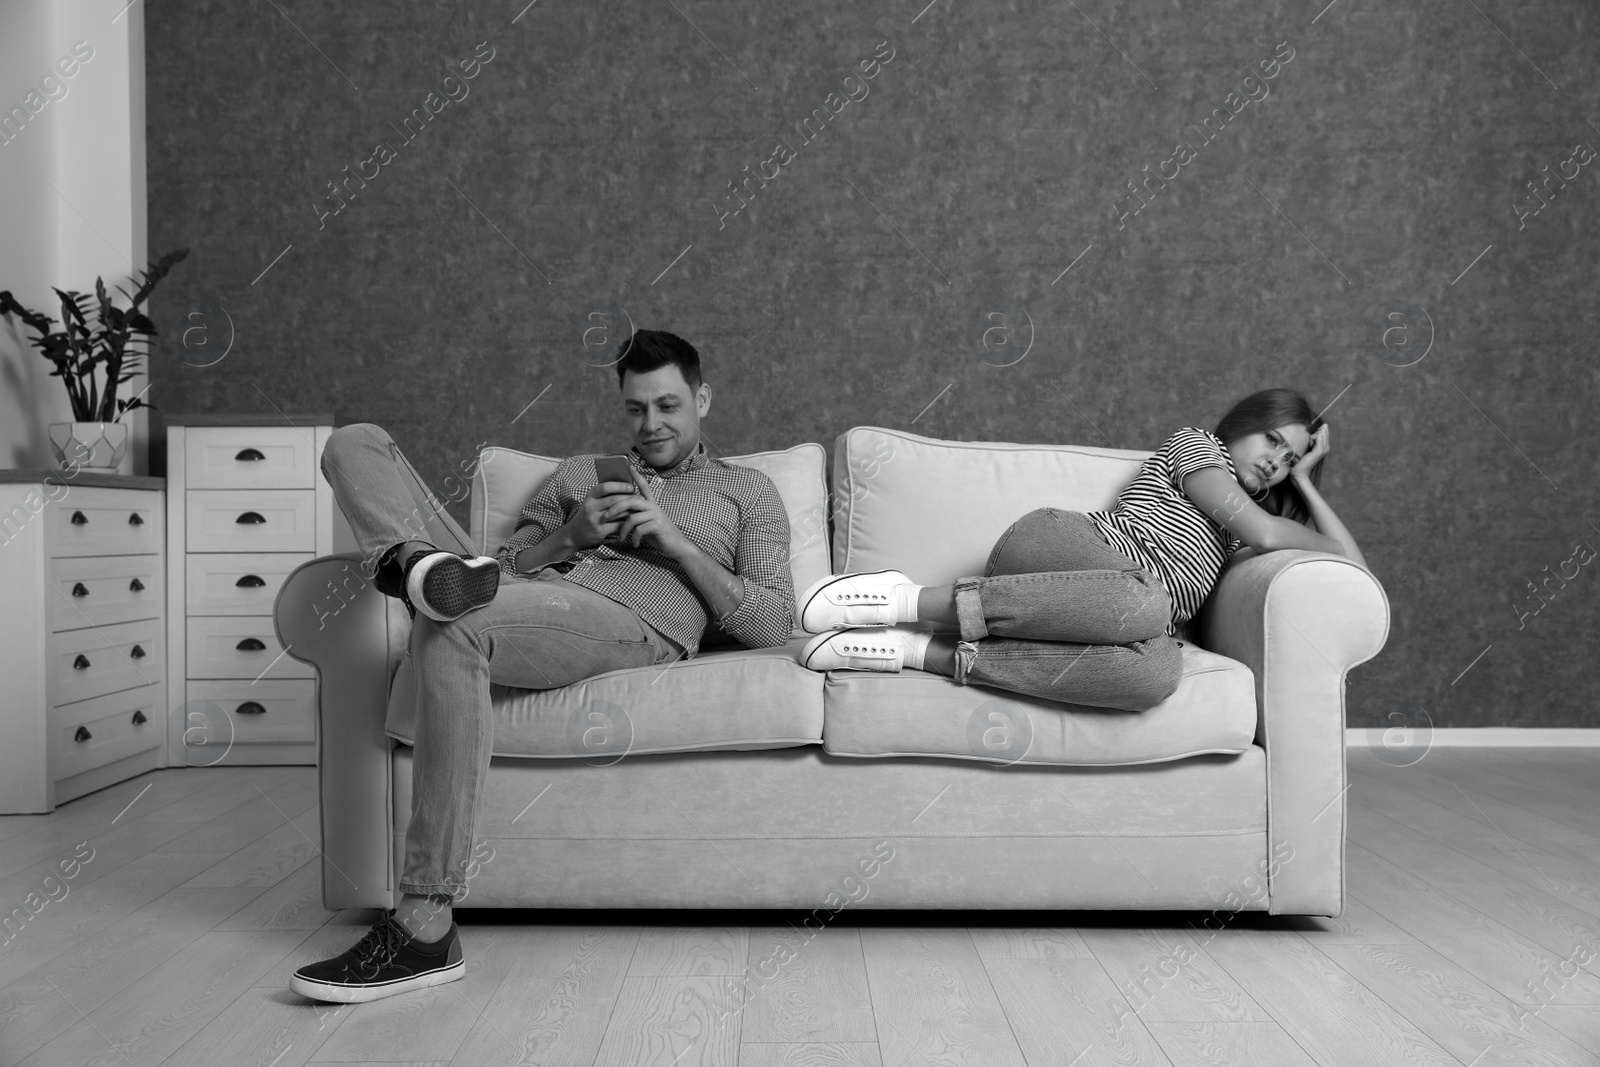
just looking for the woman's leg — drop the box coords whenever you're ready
[954,632,1183,710]
[917,509,1183,710]
[919,508,1171,646]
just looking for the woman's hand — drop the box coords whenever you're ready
[1292,425,1330,480]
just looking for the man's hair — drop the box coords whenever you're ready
[614,330,702,391]
[1213,387,1325,525]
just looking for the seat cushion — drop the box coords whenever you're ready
[385,638,824,758]
[820,641,1257,765]
[469,442,831,633]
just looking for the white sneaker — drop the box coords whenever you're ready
[799,627,908,672]
[799,570,915,634]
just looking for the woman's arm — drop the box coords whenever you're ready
[1292,476,1365,567]
[1288,427,1367,569]
[1182,467,1344,555]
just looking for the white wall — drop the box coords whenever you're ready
[0,0,147,473]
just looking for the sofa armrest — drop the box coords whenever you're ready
[275,554,407,911]
[1197,550,1389,916]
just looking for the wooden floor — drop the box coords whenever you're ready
[1,748,1597,1066]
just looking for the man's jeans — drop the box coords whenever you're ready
[320,424,678,896]
[952,508,1184,711]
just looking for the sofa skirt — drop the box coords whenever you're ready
[389,744,1291,913]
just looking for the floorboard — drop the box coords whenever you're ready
[2,751,1596,1066]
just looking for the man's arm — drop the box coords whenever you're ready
[495,460,630,574]
[703,479,794,647]
[612,469,795,648]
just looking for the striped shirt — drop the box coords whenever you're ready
[493,444,795,656]
[1087,427,1245,635]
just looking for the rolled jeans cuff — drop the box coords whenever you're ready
[953,640,979,686]
[954,577,989,642]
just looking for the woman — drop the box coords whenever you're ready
[797,388,1367,711]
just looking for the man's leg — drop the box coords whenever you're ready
[319,422,477,571]
[395,577,677,938]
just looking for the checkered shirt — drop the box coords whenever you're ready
[493,443,795,656]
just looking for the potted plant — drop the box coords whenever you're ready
[0,248,189,473]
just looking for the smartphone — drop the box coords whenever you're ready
[594,455,635,492]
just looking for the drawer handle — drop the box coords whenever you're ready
[73,654,91,670]
[70,510,88,525]
[131,710,148,726]
[236,511,267,524]
[236,447,267,461]
[236,574,267,588]
[236,637,268,651]
[71,582,89,597]
[131,644,147,659]
[74,726,92,742]
[130,578,145,592]
[237,701,266,715]
[129,512,144,526]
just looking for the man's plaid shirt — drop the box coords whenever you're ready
[493,443,795,656]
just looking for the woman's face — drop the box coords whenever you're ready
[1227,423,1312,494]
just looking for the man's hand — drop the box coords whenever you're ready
[606,469,693,558]
[566,480,635,550]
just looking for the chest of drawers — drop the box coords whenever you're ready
[0,472,167,813]
[163,416,335,767]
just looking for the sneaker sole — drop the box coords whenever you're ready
[289,958,466,1003]
[409,555,501,622]
[798,569,906,634]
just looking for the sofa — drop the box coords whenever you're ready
[274,426,1388,916]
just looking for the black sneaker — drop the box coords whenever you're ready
[403,550,502,622]
[289,910,464,1003]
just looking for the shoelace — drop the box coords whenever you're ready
[348,914,408,978]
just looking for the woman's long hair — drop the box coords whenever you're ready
[1213,388,1324,525]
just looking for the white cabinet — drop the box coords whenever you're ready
[164,416,335,767]
[0,474,167,813]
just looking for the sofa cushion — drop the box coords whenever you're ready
[831,426,1151,583]
[470,442,831,632]
[819,641,1256,765]
[385,638,824,758]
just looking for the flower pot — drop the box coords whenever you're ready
[48,421,130,474]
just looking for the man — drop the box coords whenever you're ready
[290,330,795,1003]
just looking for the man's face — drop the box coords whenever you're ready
[621,364,712,470]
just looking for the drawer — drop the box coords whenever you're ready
[187,616,312,680]
[185,426,317,489]
[46,487,163,557]
[48,555,162,632]
[187,490,316,552]
[187,553,315,615]
[51,619,164,707]
[53,686,163,782]
[185,680,315,745]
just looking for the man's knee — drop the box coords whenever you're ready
[323,423,392,470]
[409,611,484,657]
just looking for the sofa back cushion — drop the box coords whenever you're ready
[831,426,1152,584]
[470,443,832,627]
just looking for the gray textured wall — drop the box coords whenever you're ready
[146,0,1599,729]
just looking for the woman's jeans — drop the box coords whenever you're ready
[320,424,679,896]
[951,508,1184,711]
